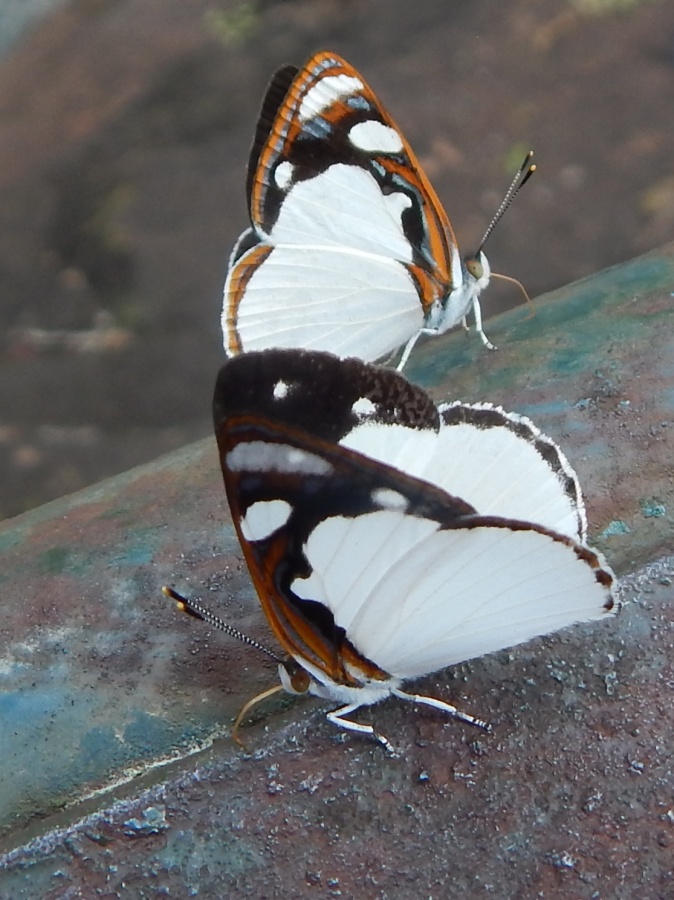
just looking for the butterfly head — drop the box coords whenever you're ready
[451,151,536,318]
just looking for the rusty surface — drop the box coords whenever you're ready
[0,439,274,845]
[1,245,673,895]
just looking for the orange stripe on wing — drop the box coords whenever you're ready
[301,53,456,288]
[224,243,274,355]
[380,156,454,287]
[249,54,348,222]
[405,263,448,316]
[239,521,391,687]
[250,51,455,291]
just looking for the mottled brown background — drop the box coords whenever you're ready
[1,0,673,519]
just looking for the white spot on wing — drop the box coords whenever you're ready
[372,488,408,511]
[349,120,404,154]
[273,380,289,399]
[385,191,412,219]
[274,161,294,191]
[299,75,364,121]
[351,396,377,417]
[240,499,292,541]
[226,442,332,475]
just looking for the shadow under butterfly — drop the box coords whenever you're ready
[222,50,535,372]
[166,349,616,752]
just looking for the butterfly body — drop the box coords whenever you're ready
[209,349,616,746]
[223,51,496,368]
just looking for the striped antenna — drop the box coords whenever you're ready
[162,586,283,664]
[476,151,536,255]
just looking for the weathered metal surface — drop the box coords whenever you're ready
[1,559,672,897]
[0,439,275,846]
[1,245,673,895]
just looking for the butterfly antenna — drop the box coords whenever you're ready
[162,586,284,664]
[231,684,285,750]
[476,150,536,255]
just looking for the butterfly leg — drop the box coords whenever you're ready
[392,688,492,733]
[471,298,497,350]
[326,703,396,755]
[396,330,423,372]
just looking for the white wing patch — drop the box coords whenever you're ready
[294,511,612,679]
[228,244,422,362]
[226,442,333,476]
[241,499,292,542]
[358,525,612,678]
[274,161,294,191]
[298,74,364,121]
[341,423,438,490]
[342,420,581,540]
[348,121,404,154]
[291,510,439,629]
[268,164,414,261]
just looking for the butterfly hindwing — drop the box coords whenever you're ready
[436,402,586,541]
[296,509,614,680]
[225,244,424,359]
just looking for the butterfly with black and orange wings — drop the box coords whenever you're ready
[222,51,534,371]
[169,349,616,751]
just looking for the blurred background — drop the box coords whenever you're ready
[0,0,673,520]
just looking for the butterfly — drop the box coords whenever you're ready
[168,348,616,751]
[222,50,534,371]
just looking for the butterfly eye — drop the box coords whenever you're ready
[465,255,484,280]
[290,668,311,694]
[279,660,311,695]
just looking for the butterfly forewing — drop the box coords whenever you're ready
[215,412,477,687]
[247,51,455,278]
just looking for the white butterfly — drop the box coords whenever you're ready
[168,348,616,751]
[222,51,534,370]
